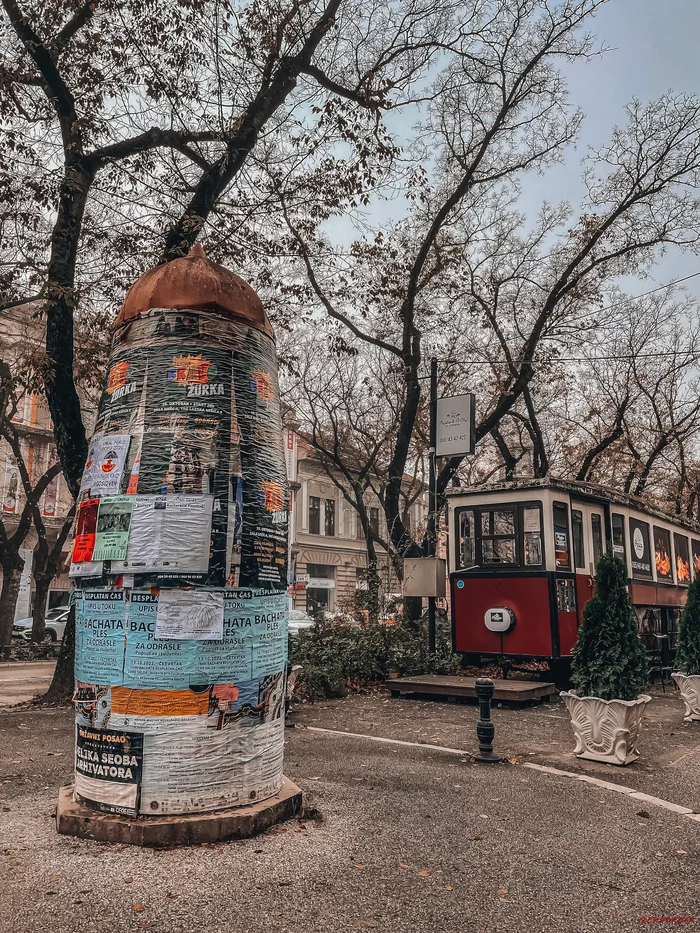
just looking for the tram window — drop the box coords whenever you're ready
[591,514,604,567]
[552,502,571,569]
[458,510,476,568]
[692,539,700,579]
[480,509,517,564]
[629,518,653,578]
[522,507,542,566]
[653,526,673,581]
[674,534,690,584]
[572,510,585,569]
[611,513,626,561]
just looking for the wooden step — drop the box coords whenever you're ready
[389,674,557,704]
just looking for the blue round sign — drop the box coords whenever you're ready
[456,579,465,589]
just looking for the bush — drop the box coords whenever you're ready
[571,553,647,702]
[289,613,459,701]
[675,577,700,675]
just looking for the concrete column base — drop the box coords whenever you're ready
[56,778,302,847]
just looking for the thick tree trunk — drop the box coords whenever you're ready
[0,556,23,658]
[31,573,52,643]
[43,602,75,703]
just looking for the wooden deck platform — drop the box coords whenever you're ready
[389,674,557,705]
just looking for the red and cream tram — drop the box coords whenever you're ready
[446,479,698,680]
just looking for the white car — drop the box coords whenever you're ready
[12,606,70,643]
[288,609,315,636]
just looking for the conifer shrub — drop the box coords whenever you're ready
[571,553,647,702]
[675,576,700,675]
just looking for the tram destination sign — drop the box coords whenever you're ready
[436,394,476,457]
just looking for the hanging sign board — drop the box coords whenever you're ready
[435,394,475,457]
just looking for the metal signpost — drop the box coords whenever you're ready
[427,358,475,653]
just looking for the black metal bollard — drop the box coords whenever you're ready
[474,678,503,763]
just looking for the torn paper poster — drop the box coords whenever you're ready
[155,589,224,641]
[111,494,213,575]
[89,433,132,495]
[69,560,104,578]
[138,716,284,814]
[78,431,103,497]
[93,495,134,561]
[72,498,99,563]
[74,725,143,817]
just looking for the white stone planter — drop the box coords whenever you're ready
[560,691,651,765]
[671,673,700,722]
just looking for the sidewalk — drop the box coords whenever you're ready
[0,660,55,707]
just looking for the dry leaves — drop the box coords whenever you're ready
[132,904,145,912]
[355,864,367,870]
[418,869,431,877]
[467,834,482,841]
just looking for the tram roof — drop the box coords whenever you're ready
[445,476,700,537]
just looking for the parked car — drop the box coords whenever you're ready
[288,609,315,636]
[12,606,70,643]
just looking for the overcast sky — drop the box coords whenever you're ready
[531,0,700,298]
[329,0,700,305]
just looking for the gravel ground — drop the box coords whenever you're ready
[2,694,700,933]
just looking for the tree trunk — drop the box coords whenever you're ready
[365,553,381,626]
[0,556,24,659]
[43,602,75,703]
[31,573,52,643]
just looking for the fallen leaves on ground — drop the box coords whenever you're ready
[418,869,431,877]
[467,834,482,841]
[355,864,367,870]
[132,904,145,912]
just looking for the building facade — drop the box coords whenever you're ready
[0,301,93,618]
[285,430,428,615]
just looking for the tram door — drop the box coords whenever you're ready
[571,499,605,628]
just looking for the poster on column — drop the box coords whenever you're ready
[112,494,213,576]
[123,592,196,690]
[190,590,287,684]
[72,498,99,563]
[93,496,134,560]
[95,348,149,437]
[89,434,132,495]
[138,716,284,814]
[74,725,143,817]
[74,590,127,685]
[134,343,233,585]
[155,589,224,640]
[231,333,288,590]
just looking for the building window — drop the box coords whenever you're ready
[552,502,570,570]
[653,526,673,581]
[309,496,320,535]
[612,513,626,562]
[324,499,335,536]
[481,508,517,564]
[369,507,379,538]
[591,513,604,567]
[572,509,585,569]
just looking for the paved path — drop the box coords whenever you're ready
[2,696,700,932]
[0,660,55,707]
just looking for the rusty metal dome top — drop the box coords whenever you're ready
[116,243,273,338]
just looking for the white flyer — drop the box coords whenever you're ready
[112,494,213,574]
[69,560,105,578]
[78,431,104,496]
[155,589,224,640]
[89,434,132,495]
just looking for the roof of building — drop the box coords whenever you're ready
[116,243,273,337]
[446,476,700,535]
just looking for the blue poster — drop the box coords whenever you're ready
[75,588,288,691]
[191,590,287,684]
[74,590,127,685]
[122,592,197,690]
